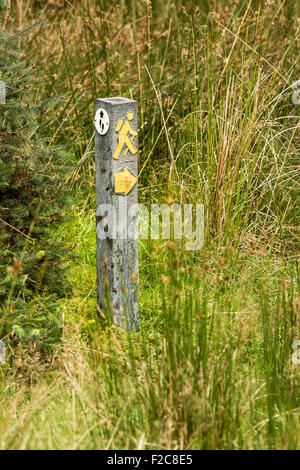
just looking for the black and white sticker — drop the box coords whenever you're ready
[95,108,110,135]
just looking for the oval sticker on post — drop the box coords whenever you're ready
[95,108,110,135]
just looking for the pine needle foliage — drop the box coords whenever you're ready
[0,20,70,350]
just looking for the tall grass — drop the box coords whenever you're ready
[21,0,299,246]
[0,0,299,450]
[0,228,299,448]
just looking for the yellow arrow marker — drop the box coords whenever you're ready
[115,168,137,196]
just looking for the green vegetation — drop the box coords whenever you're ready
[0,0,299,450]
[0,18,69,349]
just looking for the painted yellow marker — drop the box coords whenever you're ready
[113,112,137,160]
[115,168,137,195]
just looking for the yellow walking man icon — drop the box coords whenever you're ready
[113,112,137,160]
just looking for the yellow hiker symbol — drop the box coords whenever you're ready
[113,112,137,160]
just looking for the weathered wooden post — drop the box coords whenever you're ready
[95,97,139,330]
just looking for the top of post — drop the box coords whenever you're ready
[96,97,136,106]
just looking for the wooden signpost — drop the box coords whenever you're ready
[95,97,139,330]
